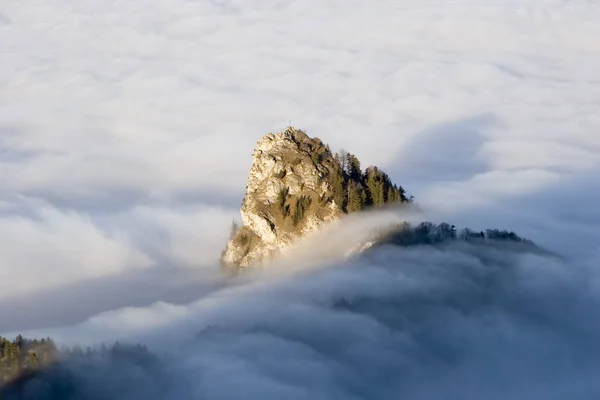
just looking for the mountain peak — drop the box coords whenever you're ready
[221,127,409,268]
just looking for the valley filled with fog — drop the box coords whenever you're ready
[1,0,599,398]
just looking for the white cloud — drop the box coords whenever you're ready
[1,0,599,199]
[126,204,237,267]
[9,238,600,399]
[1,0,600,397]
[0,202,153,299]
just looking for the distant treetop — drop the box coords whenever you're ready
[329,147,410,214]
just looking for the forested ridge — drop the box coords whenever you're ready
[374,221,537,247]
[1,336,154,383]
[1,335,58,384]
[1,336,158,399]
[328,148,411,213]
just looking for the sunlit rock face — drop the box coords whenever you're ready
[221,127,341,268]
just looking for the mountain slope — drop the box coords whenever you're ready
[221,127,409,268]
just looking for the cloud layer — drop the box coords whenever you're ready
[6,237,600,399]
[1,0,600,398]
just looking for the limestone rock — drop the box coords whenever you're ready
[221,126,411,269]
[222,127,342,268]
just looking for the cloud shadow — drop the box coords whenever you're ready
[386,114,497,189]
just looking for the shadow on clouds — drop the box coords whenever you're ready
[2,237,599,399]
[445,169,600,259]
[389,114,496,189]
[0,268,222,333]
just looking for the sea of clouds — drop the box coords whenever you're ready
[1,0,600,398]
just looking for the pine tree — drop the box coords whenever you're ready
[397,185,408,203]
[346,153,361,181]
[346,181,364,212]
[331,165,347,212]
[337,149,349,173]
[326,145,411,214]
[365,167,385,207]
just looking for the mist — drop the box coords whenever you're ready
[3,225,599,399]
[2,0,600,398]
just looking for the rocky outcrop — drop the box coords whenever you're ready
[221,127,542,269]
[221,126,410,269]
[222,127,341,267]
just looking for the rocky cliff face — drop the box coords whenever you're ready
[222,126,413,268]
[222,127,342,268]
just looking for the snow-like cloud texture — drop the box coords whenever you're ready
[1,0,600,398]
[5,234,600,399]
